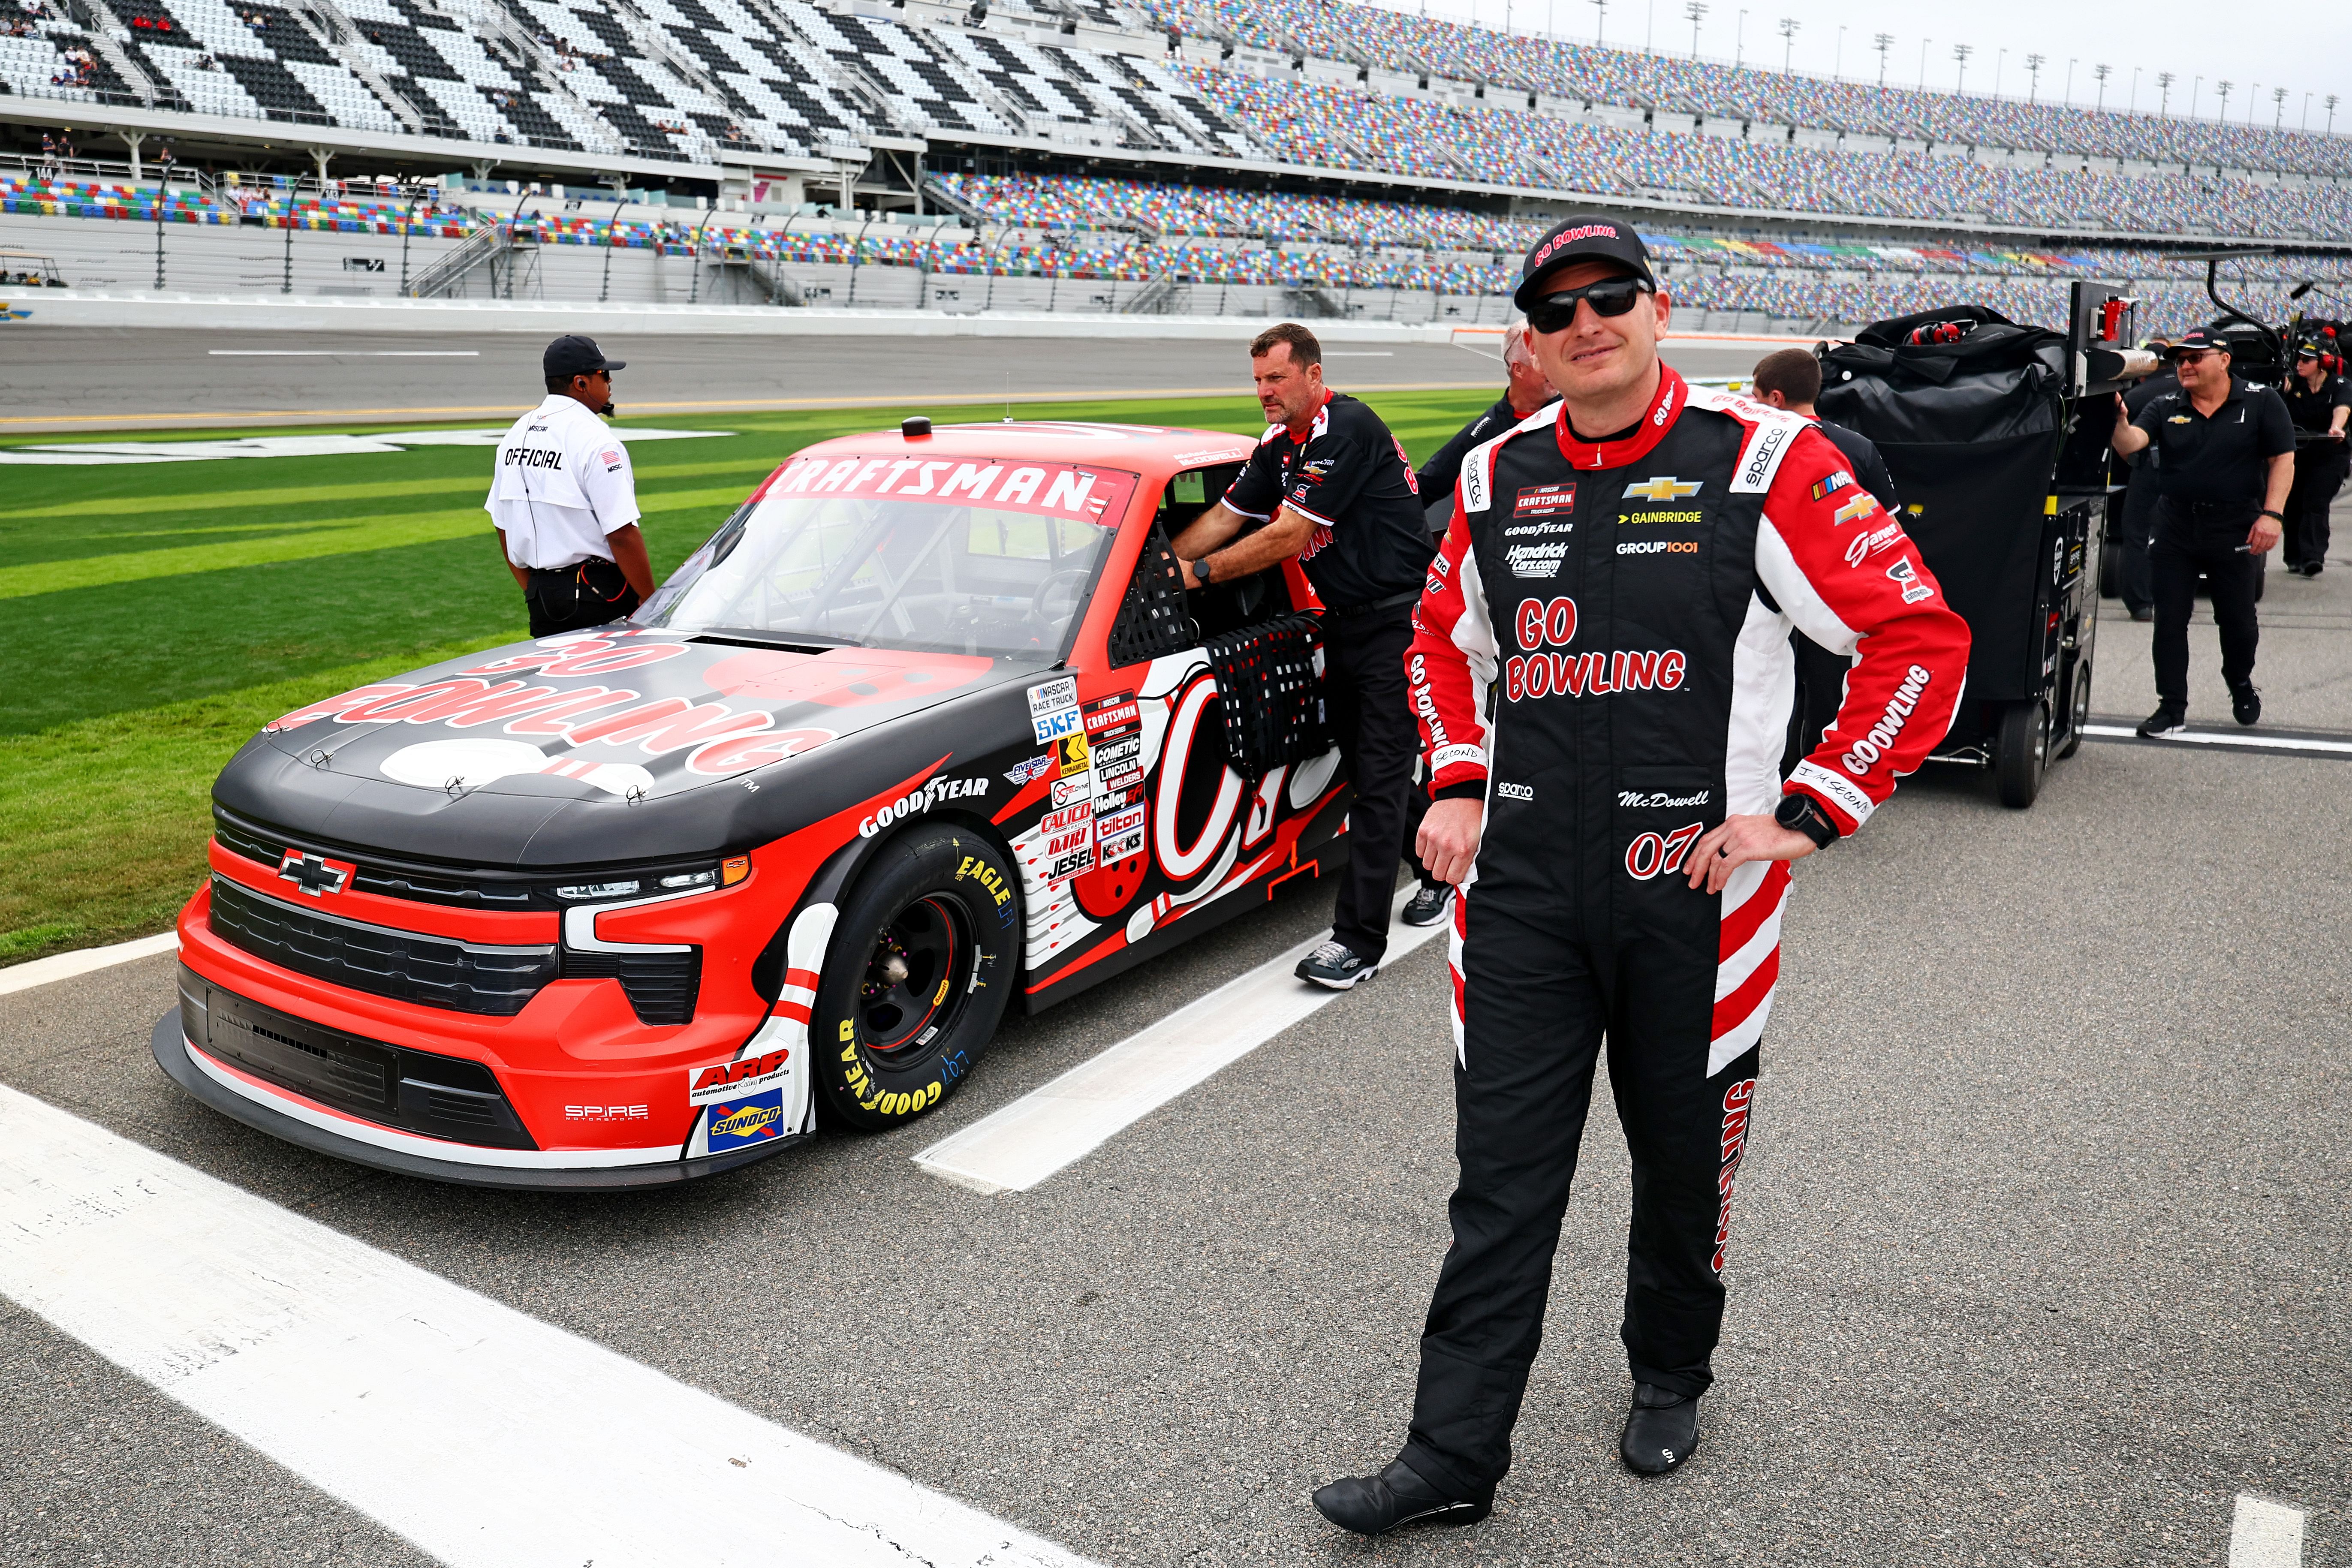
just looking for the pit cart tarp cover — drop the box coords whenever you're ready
[1817,306,2071,699]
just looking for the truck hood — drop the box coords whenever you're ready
[215,631,1038,866]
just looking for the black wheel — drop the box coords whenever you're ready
[1994,699,2049,809]
[2098,539,2123,600]
[810,825,1018,1132]
[2056,653,2091,760]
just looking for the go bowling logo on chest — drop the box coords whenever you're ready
[1504,596,1688,703]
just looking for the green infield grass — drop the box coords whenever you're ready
[0,386,1496,966]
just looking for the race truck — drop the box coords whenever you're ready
[158,420,1352,1189]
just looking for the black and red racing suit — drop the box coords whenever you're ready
[1398,365,1971,1495]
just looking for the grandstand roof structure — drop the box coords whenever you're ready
[3,0,2347,253]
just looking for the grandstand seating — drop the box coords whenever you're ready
[1144,0,2352,179]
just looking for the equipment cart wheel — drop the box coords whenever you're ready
[1994,699,2050,809]
[2056,655,2092,760]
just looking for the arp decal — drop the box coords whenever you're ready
[686,1048,793,1107]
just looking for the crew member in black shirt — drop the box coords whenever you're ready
[1748,347,1899,763]
[2113,346,2181,619]
[2280,342,2351,576]
[2113,327,2297,734]
[1172,322,1435,989]
[1415,319,1560,510]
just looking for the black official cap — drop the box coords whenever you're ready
[2165,327,2231,359]
[2295,342,2322,359]
[1512,215,1656,311]
[544,334,625,378]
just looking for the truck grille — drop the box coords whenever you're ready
[208,875,557,1017]
[562,948,702,1027]
[181,967,537,1150]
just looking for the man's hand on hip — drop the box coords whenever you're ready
[1417,796,1484,887]
[1684,814,1816,895]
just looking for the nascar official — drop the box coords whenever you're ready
[488,334,656,637]
[1310,218,1971,1535]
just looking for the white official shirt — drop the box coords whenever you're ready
[485,394,642,570]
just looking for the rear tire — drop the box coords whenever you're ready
[2056,653,2091,761]
[810,825,1018,1132]
[1994,699,2049,809]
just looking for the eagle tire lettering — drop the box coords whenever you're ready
[810,826,1016,1132]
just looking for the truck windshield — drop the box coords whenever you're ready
[639,456,1137,660]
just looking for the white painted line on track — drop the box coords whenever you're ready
[0,931,177,997]
[2229,1494,2305,1567]
[2082,723,2352,755]
[0,1084,1098,1568]
[207,349,482,356]
[914,888,1446,1194]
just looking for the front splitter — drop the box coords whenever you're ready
[149,1012,807,1192]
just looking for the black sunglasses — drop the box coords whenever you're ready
[1527,277,1652,333]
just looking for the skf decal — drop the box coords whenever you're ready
[1622,477,1702,502]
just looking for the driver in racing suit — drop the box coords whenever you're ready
[1311,218,1973,1536]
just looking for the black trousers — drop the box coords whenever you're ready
[1322,605,1419,963]
[2283,460,2344,569]
[1403,891,1765,1496]
[525,558,640,639]
[2150,500,2261,706]
[2115,487,2158,614]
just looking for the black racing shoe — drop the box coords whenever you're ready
[2128,605,2155,622]
[1619,1383,1702,1476]
[1312,1457,1491,1536]
[1401,882,1455,928]
[1296,939,1378,990]
[2231,683,2262,727]
[2136,704,2187,739]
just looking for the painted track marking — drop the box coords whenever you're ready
[2081,722,2352,756]
[0,931,177,996]
[915,887,1445,1194]
[2230,1494,2306,1567]
[0,1084,1097,1568]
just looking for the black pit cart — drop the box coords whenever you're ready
[1815,286,2154,807]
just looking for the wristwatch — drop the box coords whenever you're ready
[1774,792,1840,850]
[1192,555,1214,587]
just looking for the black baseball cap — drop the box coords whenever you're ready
[2295,342,2322,359]
[2166,327,2232,359]
[545,334,624,378]
[1512,215,1656,311]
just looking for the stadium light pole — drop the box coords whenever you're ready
[1733,8,1745,68]
[2302,92,2311,131]
[2063,57,2076,103]
[1683,0,1704,60]
[2327,94,2339,134]
[2272,86,2286,129]
[2093,63,2110,112]
[2191,76,2200,119]
[2024,52,2043,104]
[1834,25,1845,80]
[1777,16,1795,74]
[1994,48,2005,99]
[2158,72,2173,117]
[2130,66,2140,115]
[1917,37,1930,92]
[2248,81,2258,125]
[2214,80,2231,123]
[1952,42,1971,96]
[1592,0,1605,44]
[1874,33,1893,90]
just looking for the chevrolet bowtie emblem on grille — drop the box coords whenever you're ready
[277,850,350,897]
[1622,478,1702,501]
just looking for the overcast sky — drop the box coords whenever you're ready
[1366,0,2349,133]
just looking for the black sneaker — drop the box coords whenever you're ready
[1401,882,1454,928]
[2136,704,2186,739]
[1620,1383,1703,1476]
[1312,1457,1492,1536]
[2231,683,2262,726]
[1296,939,1377,990]
[2307,561,2325,577]
[2129,605,2154,622]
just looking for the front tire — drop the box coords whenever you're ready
[810,825,1018,1132]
